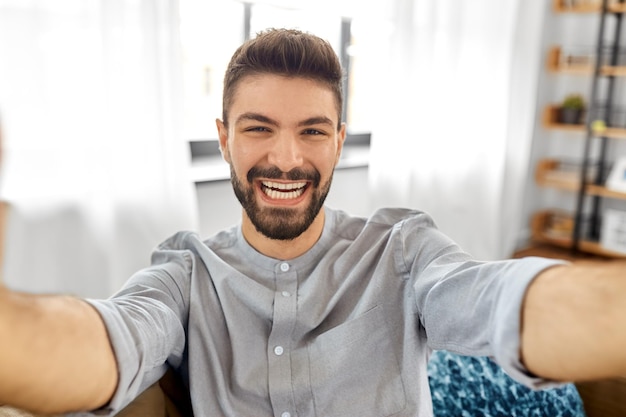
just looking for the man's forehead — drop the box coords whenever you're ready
[229,74,340,121]
[233,74,333,98]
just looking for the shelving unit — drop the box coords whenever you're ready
[532,0,626,258]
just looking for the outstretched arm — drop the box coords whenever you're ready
[0,285,118,414]
[521,261,626,382]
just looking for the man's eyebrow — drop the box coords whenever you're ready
[297,116,334,127]
[235,112,278,126]
[235,113,336,128]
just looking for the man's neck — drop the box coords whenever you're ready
[241,208,326,260]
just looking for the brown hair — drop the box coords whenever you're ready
[222,28,344,129]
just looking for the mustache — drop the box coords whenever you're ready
[247,166,321,187]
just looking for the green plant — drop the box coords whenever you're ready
[561,94,585,110]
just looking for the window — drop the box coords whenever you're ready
[179,0,373,141]
[179,0,245,140]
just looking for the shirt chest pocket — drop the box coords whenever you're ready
[307,305,407,417]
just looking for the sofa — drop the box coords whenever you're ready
[427,350,586,417]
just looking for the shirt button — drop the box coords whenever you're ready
[281,291,291,297]
[279,262,289,272]
[281,412,291,417]
[274,346,284,356]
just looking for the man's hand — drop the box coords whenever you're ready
[521,261,626,381]
[0,287,118,414]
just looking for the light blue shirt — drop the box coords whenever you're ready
[84,207,562,416]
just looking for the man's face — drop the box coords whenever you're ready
[217,74,345,241]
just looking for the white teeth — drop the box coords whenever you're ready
[261,181,306,190]
[261,181,307,200]
[263,188,304,199]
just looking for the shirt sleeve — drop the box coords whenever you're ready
[404,213,567,389]
[72,234,194,415]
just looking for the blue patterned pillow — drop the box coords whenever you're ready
[427,350,586,417]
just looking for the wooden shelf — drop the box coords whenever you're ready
[531,210,626,258]
[602,66,626,76]
[587,184,626,199]
[535,158,581,191]
[542,105,586,132]
[553,0,626,13]
[547,46,595,74]
[543,105,626,139]
[611,3,626,13]
[531,210,576,246]
[547,46,626,76]
[594,125,626,139]
[535,158,626,201]
[553,0,603,13]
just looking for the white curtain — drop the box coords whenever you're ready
[0,0,197,297]
[368,0,545,260]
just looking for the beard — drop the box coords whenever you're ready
[230,164,332,240]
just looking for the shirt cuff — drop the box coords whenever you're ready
[492,256,569,389]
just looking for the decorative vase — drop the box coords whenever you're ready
[558,107,584,124]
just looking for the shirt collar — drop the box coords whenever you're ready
[233,206,337,271]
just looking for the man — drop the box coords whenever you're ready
[1,28,625,416]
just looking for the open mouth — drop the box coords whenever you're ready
[260,180,308,200]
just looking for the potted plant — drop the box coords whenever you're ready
[558,93,585,125]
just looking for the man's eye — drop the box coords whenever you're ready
[245,126,270,133]
[302,129,324,136]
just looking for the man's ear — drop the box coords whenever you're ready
[216,119,231,164]
[335,123,347,165]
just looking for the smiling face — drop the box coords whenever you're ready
[217,74,345,251]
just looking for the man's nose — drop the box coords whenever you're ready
[267,133,304,172]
